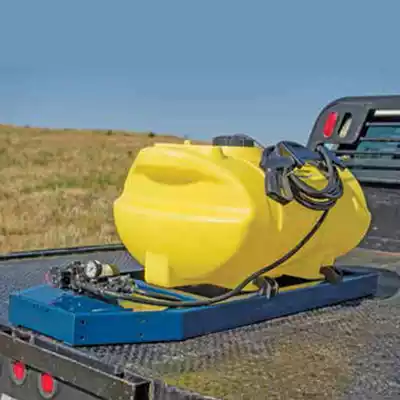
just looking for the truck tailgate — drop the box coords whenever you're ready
[0,248,399,400]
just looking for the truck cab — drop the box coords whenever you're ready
[308,96,400,252]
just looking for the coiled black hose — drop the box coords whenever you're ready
[286,144,344,210]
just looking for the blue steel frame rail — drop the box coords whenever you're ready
[8,267,379,346]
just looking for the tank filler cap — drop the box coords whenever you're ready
[212,134,255,147]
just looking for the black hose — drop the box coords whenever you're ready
[288,144,343,211]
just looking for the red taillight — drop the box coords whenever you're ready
[11,361,27,385]
[39,372,57,398]
[323,111,338,138]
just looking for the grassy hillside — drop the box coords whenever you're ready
[0,124,189,253]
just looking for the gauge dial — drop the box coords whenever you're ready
[84,260,103,279]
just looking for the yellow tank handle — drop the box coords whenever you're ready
[127,145,239,187]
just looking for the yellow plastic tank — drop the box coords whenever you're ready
[113,140,371,290]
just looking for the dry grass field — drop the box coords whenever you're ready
[0,124,189,253]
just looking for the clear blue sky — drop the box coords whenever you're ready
[1,0,400,143]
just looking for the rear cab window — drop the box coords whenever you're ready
[353,125,400,160]
[333,107,400,183]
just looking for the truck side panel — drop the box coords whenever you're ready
[0,326,149,400]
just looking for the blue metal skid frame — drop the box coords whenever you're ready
[7,267,379,346]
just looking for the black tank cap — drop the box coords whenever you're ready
[212,135,255,147]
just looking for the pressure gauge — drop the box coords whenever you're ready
[83,260,103,279]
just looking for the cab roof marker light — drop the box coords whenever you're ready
[323,111,338,138]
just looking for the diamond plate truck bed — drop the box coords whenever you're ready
[0,245,399,400]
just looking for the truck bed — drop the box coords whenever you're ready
[0,246,399,400]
